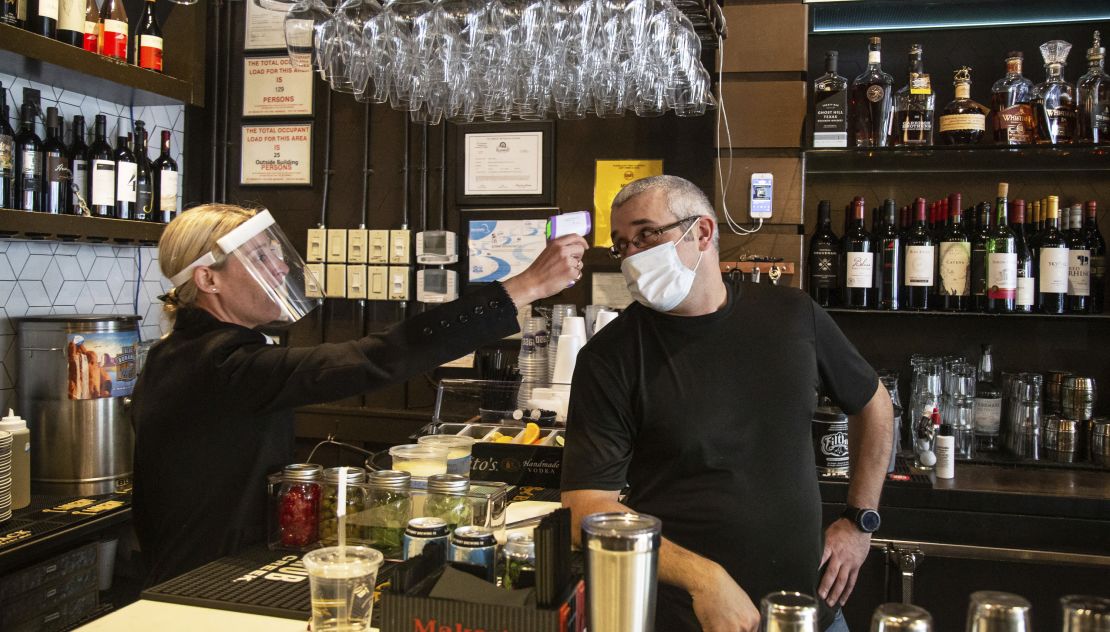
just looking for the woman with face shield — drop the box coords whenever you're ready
[131,204,587,585]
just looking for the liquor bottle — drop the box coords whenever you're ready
[28,0,58,38]
[974,344,1003,452]
[97,0,127,60]
[151,129,177,223]
[893,44,935,146]
[82,0,98,51]
[14,103,42,212]
[990,51,1037,145]
[939,67,988,145]
[1,0,22,27]
[808,200,840,306]
[1084,201,1106,313]
[903,198,934,310]
[1077,31,1109,144]
[813,51,848,148]
[114,132,136,219]
[67,114,88,214]
[133,0,162,72]
[841,197,875,308]
[57,0,83,45]
[970,202,992,311]
[1035,40,1077,145]
[1037,196,1069,314]
[41,107,67,215]
[1067,203,1091,313]
[87,114,115,217]
[875,199,901,311]
[133,121,152,220]
[938,193,970,311]
[986,183,1017,313]
[1013,200,1035,314]
[0,89,13,209]
[850,37,894,148]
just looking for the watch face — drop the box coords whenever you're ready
[860,509,881,532]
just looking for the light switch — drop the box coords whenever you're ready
[368,230,389,264]
[389,229,411,264]
[307,229,326,263]
[347,265,367,299]
[327,229,347,263]
[347,229,368,264]
[388,266,410,301]
[367,266,388,300]
[305,263,325,298]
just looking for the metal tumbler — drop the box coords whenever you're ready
[582,512,662,632]
[1061,377,1097,421]
[870,602,934,631]
[1060,595,1110,631]
[967,591,1033,632]
[761,591,819,632]
[1090,418,1110,467]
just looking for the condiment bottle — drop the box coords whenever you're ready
[0,409,30,510]
[936,421,955,480]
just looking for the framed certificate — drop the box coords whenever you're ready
[244,0,288,51]
[243,55,314,118]
[240,122,313,186]
[456,122,554,206]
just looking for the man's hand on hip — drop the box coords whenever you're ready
[818,518,871,607]
[689,562,760,632]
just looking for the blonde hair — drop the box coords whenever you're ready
[159,203,259,320]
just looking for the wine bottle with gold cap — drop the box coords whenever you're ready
[1037,196,1068,314]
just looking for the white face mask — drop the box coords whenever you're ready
[620,219,703,312]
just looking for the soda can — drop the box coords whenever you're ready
[403,516,450,560]
[813,407,849,477]
[449,525,497,581]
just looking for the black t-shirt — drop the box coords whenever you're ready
[561,281,877,630]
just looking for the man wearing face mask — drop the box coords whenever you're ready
[561,175,892,632]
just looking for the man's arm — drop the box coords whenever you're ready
[818,379,892,607]
[563,489,760,632]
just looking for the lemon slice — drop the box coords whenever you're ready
[494,435,513,444]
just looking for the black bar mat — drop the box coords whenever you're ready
[0,493,131,553]
[819,457,933,488]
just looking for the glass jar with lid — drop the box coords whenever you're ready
[319,466,369,546]
[423,473,472,531]
[501,532,536,589]
[268,463,323,551]
[363,469,413,558]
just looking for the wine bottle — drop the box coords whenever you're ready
[133,0,163,72]
[986,183,1017,314]
[1037,196,1068,314]
[1,0,22,27]
[14,103,42,212]
[850,37,894,148]
[1012,200,1035,314]
[57,0,84,45]
[841,197,875,308]
[97,0,128,60]
[82,0,98,51]
[41,106,67,215]
[901,198,933,310]
[808,200,840,307]
[114,132,136,219]
[28,0,58,38]
[133,120,152,220]
[68,114,88,214]
[970,202,992,312]
[1067,203,1091,313]
[1084,201,1106,313]
[938,193,970,311]
[87,114,115,217]
[875,199,901,311]
[0,89,14,210]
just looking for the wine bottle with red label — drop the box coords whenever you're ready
[97,0,127,60]
[134,0,162,72]
[82,0,98,51]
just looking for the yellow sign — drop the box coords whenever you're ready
[593,160,664,248]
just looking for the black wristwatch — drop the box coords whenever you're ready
[842,505,881,533]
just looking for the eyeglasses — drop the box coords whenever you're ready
[608,216,701,260]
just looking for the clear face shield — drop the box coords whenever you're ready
[169,210,320,325]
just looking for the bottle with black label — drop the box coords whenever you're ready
[841,197,875,308]
[893,44,934,146]
[1084,201,1106,313]
[87,114,115,217]
[28,0,58,38]
[41,107,68,215]
[990,51,1037,145]
[1037,196,1068,314]
[808,200,840,306]
[1077,31,1109,144]
[850,37,894,148]
[57,0,84,45]
[813,51,848,148]
[114,132,136,219]
[1035,40,1077,145]
[133,0,163,72]
[151,129,178,223]
[68,114,88,214]
[985,183,1017,314]
[974,344,1002,452]
[1012,199,1035,314]
[14,102,42,212]
[0,88,14,209]
[133,120,152,220]
[1067,203,1091,313]
[1,0,22,27]
[938,193,970,311]
[970,202,991,312]
[903,197,934,310]
[875,199,901,310]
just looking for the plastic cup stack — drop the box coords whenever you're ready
[518,316,550,409]
[594,310,619,334]
[0,430,12,523]
[547,305,577,384]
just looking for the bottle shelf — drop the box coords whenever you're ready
[824,306,1110,321]
[0,23,198,107]
[805,144,1110,175]
[0,208,164,244]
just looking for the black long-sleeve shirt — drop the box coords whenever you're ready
[131,283,519,585]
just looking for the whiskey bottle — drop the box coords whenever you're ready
[939,67,988,145]
[850,37,894,148]
[938,193,970,311]
[13,103,42,212]
[41,107,67,215]
[1077,31,1109,143]
[1084,201,1106,313]
[808,200,840,307]
[841,197,875,308]
[903,198,934,310]
[67,114,88,215]
[985,183,1017,314]
[1037,196,1068,314]
[813,51,848,148]
[990,52,1036,145]
[970,202,992,311]
[875,199,901,310]
[113,132,136,219]
[893,44,934,146]
[1067,204,1091,313]
[974,344,1003,452]
[1035,40,1077,145]
[151,129,178,223]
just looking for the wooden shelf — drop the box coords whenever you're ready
[0,23,198,106]
[824,307,1110,321]
[0,208,164,244]
[805,144,1110,176]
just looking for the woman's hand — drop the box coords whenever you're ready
[502,234,589,308]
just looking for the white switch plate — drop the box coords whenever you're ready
[305,263,325,298]
[389,229,411,264]
[347,264,367,299]
[307,229,326,263]
[326,229,348,263]
[388,266,410,301]
[367,266,388,300]
[347,229,368,264]
[325,264,347,298]
[368,230,389,264]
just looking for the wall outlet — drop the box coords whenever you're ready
[347,229,368,264]
[347,265,367,299]
[367,266,388,300]
[305,263,325,298]
[368,230,389,264]
[307,229,326,263]
[326,229,347,263]
[389,229,411,264]
[388,266,410,301]
[325,264,347,298]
